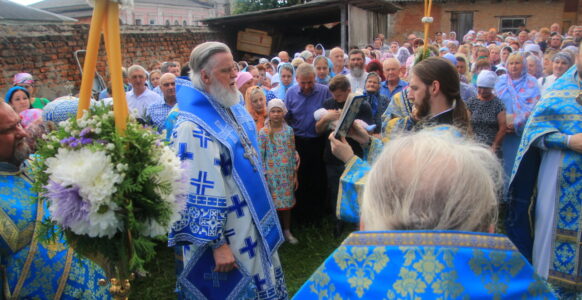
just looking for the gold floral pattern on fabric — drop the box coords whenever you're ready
[333,246,389,297]
[305,265,344,300]
[468,249,525,298]
[393,247,464,299]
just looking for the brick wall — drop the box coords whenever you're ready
[0,24,225,100]
[388,0,567,42]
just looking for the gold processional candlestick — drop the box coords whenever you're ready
[75,0,133,298]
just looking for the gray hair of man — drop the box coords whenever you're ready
[127,65,147,77]
[189,42,231,90]
[295,63,316,78]
[360,129,503,232]
[160,61,177,74]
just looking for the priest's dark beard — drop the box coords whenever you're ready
[415,90,431,119]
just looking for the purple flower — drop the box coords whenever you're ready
[60,137,75,145]
[45,181,91,228]
[69,140,80,148]
[80,128,92,137]
[80,137,93,145]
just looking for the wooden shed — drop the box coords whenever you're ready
[202,0,400,59]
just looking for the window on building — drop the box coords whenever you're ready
[174,20,179,25]
[165,20,170,26]
[150,19,155,25]
[499,17,527,34]
[135,19,142,25]
[183,20,187,26]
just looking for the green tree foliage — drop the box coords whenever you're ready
[233,0,302,14]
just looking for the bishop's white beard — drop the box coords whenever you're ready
[208,80,239,108]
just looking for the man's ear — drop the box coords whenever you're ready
[432,80,440,95]
[201,69,211,85]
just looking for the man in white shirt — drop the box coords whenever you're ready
[346,49,368,93]
[126,65,163,120]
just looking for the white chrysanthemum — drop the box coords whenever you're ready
[71,203,122,238]
[152,145,186,228]
[45,148,123,206]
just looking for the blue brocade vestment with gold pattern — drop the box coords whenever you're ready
[508,65,582,294]
[294,231,556,299]
[0,162,109,299]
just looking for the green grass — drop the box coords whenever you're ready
[131,218,349,298]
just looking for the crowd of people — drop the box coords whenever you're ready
[1,22,581,299]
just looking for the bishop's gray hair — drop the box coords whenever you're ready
[360,128,503,233]
[189,42,231,90]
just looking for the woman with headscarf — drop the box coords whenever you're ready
[494,52,541,184]
[244,85,268,131]
[538,51,574,94]
[236,71,254,97]
[455,53,472,83]
[363,72,389,134]
[499,46,513,68]
[5,86,31,114]
[12,73,50,109]
[272,63,296,101]
[395,47,411,66]
[525,54,544,79]
[314,56,332,85]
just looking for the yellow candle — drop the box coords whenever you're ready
[106,1,129,134]
[76,0,108,119]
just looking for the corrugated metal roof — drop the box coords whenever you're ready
[203,0,401,27]
[0,0,77,23]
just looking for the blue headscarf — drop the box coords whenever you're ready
[494,53,541,134]
[5,86,29,103]
[272,63,296,100]
[314,55,332,85]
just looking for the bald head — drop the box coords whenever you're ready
[159,73,177,104]
[0,102,30,165]
[278,51,290,63]
[330,47,345,69]
[383,58,401,82]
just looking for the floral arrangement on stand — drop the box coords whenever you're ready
[32,104,185,294]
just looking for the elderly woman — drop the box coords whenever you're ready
[538,51,574,94]
[466,71,506,154]
[363,72,389,134]
[294,130,555,299]
[314,55,332,85]
[526,54,544,79]
[12,73,50,109]
[495,52,540,184]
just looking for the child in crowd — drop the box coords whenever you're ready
[258,99,299,244]
[245,86,267,131]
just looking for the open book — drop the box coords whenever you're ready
[333,92,366,139]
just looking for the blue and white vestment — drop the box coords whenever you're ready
[169,85,287,300]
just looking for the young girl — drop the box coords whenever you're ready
[258,99,299,244]
[245,86,267,131]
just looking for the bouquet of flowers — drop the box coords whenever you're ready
[32,104,185,280]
